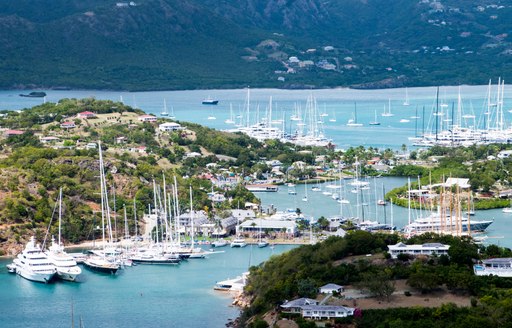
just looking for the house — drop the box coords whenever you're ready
[319,283,344,294]
[387,242,450,259]
[498,150,512,159]
[60,122,76,129]
[281,298,319,314]
[77,111,96,119]
[4,129,24,136]
[185,152,202,158]
[130,146,147,153]
[281,298,355,320]
[301,305,354,320]
[40,136,60,143]
[159,122,183,132]
[86,142,98,149]
[239,219,297,235]
[116,136,127,144]
[138,114,157,122]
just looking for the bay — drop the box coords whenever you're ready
[1,84,510,150]
[0,245,295,328]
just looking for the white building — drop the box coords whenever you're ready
[319,283,344,294]
[138,115,157,122]
[239,219,297,235]
[388,242,450,259]
[474,258,512,277]
[158,122,183,132]
[302,305,354,320]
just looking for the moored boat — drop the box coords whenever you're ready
[230,236,247,248]
[202,96,219,105]
[11,236,56,283]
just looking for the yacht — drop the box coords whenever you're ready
[402,212,493,236]
[230,236,247,248]
[214,272,249,291]
[211,239,228,247]
[202,96,219,105]
[11,236,56,283]
[129,251,181,265]
[83,255,120,274]
[46,236,82,281]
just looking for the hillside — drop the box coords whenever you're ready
[0,0,511,90]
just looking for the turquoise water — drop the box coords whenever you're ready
[0,84,510,150]
[0,245,295,328]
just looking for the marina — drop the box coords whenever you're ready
[2,84,512,150]
[0,244,295,327]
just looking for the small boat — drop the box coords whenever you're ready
[129,252,181,265]
[214,272,248,291]
[288,188,297,195]
[19,91,46,98]
[377,199,387,206]
[258,240,269,248]
[503,207,512,213]
[211,239,228,247]
[6,263,16,273]
[399,118,410,123]
[369,110,381,125]
[207,115,216,120]
[202,96,219,105]
[230,236,247,248]
[83,256,120,274]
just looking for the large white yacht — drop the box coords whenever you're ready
[11,236,56,283]
[46,236,82,281]
[230,236,247,248]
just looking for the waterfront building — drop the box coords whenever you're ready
[387,242,450,259]
[239,219,297,236]
[474,258,512,277]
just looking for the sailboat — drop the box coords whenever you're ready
[381,99,394,117]
[45,188,82,281]
[329,109,337,122]
[403,87,410,106]
[347,102,363,127]
[503,199,512,213]
[83,141,120,275]
[257,218,269,248]
[302,181,308,202]
[225,104,236,124]
[369,109,381,125]
[161,99,169,116]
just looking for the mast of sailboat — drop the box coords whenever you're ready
[152,179,159,245]
[354,102,357,123]
[382,184,387,224]
[189,185,195,250]
[435,87,439,142]
[173,176,181,246]
[123,205,128,239]
[451,102,455,146]
[58,187,62,247]
[414,106,418,137]
[133,197,138,239]
[422,105,425,136]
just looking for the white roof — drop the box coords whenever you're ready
[240,219,296,229]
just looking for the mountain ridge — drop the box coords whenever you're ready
[0,0,511,90]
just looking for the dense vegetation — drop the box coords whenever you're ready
[387,145,512,209]
[0,0,511,90]
[0,99,321,251]
[242,232,512,327]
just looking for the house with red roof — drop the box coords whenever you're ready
[77,111,97,119]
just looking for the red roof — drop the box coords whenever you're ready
[5,129,24,135]
[78,111,96,116]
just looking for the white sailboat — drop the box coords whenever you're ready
[329,109,337,122]
[346,102,363,127]
[225,104,236,124]
[381,99,394,117]
[161,99,169,116]
[83,141,120,275]
[403,87,410,106]
[302,181,308,202]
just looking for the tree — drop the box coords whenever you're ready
[358,270,395,302]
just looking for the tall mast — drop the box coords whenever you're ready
[58,187,62,246]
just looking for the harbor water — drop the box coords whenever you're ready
[1,84,511,150]
[0,245,295,328]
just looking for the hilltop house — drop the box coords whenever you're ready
[158,122,183,132]
[60,121,76,129]
[281,298,355,320]
[387,242,450,259]
[4,129,24,136]
[319,283,344,294]
[138,114,157,122]
[77,111,96,119]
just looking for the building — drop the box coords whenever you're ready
[319,283,344,294]
[4,129,24,136]
[158,122,183,132]
[474,258,512,277]
[86,142,98,149]
[77,111,96,119]
[281,298,318,314]
[60,122,76,129]
[40,136,60,143]
[239,219,297,235]
[387,242,450,259]
[302,305,354,320]
[138,114,157,122]
[281,298,354,320]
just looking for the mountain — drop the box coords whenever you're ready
[0,0,511,90]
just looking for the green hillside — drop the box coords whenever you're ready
[0,0,511,90]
